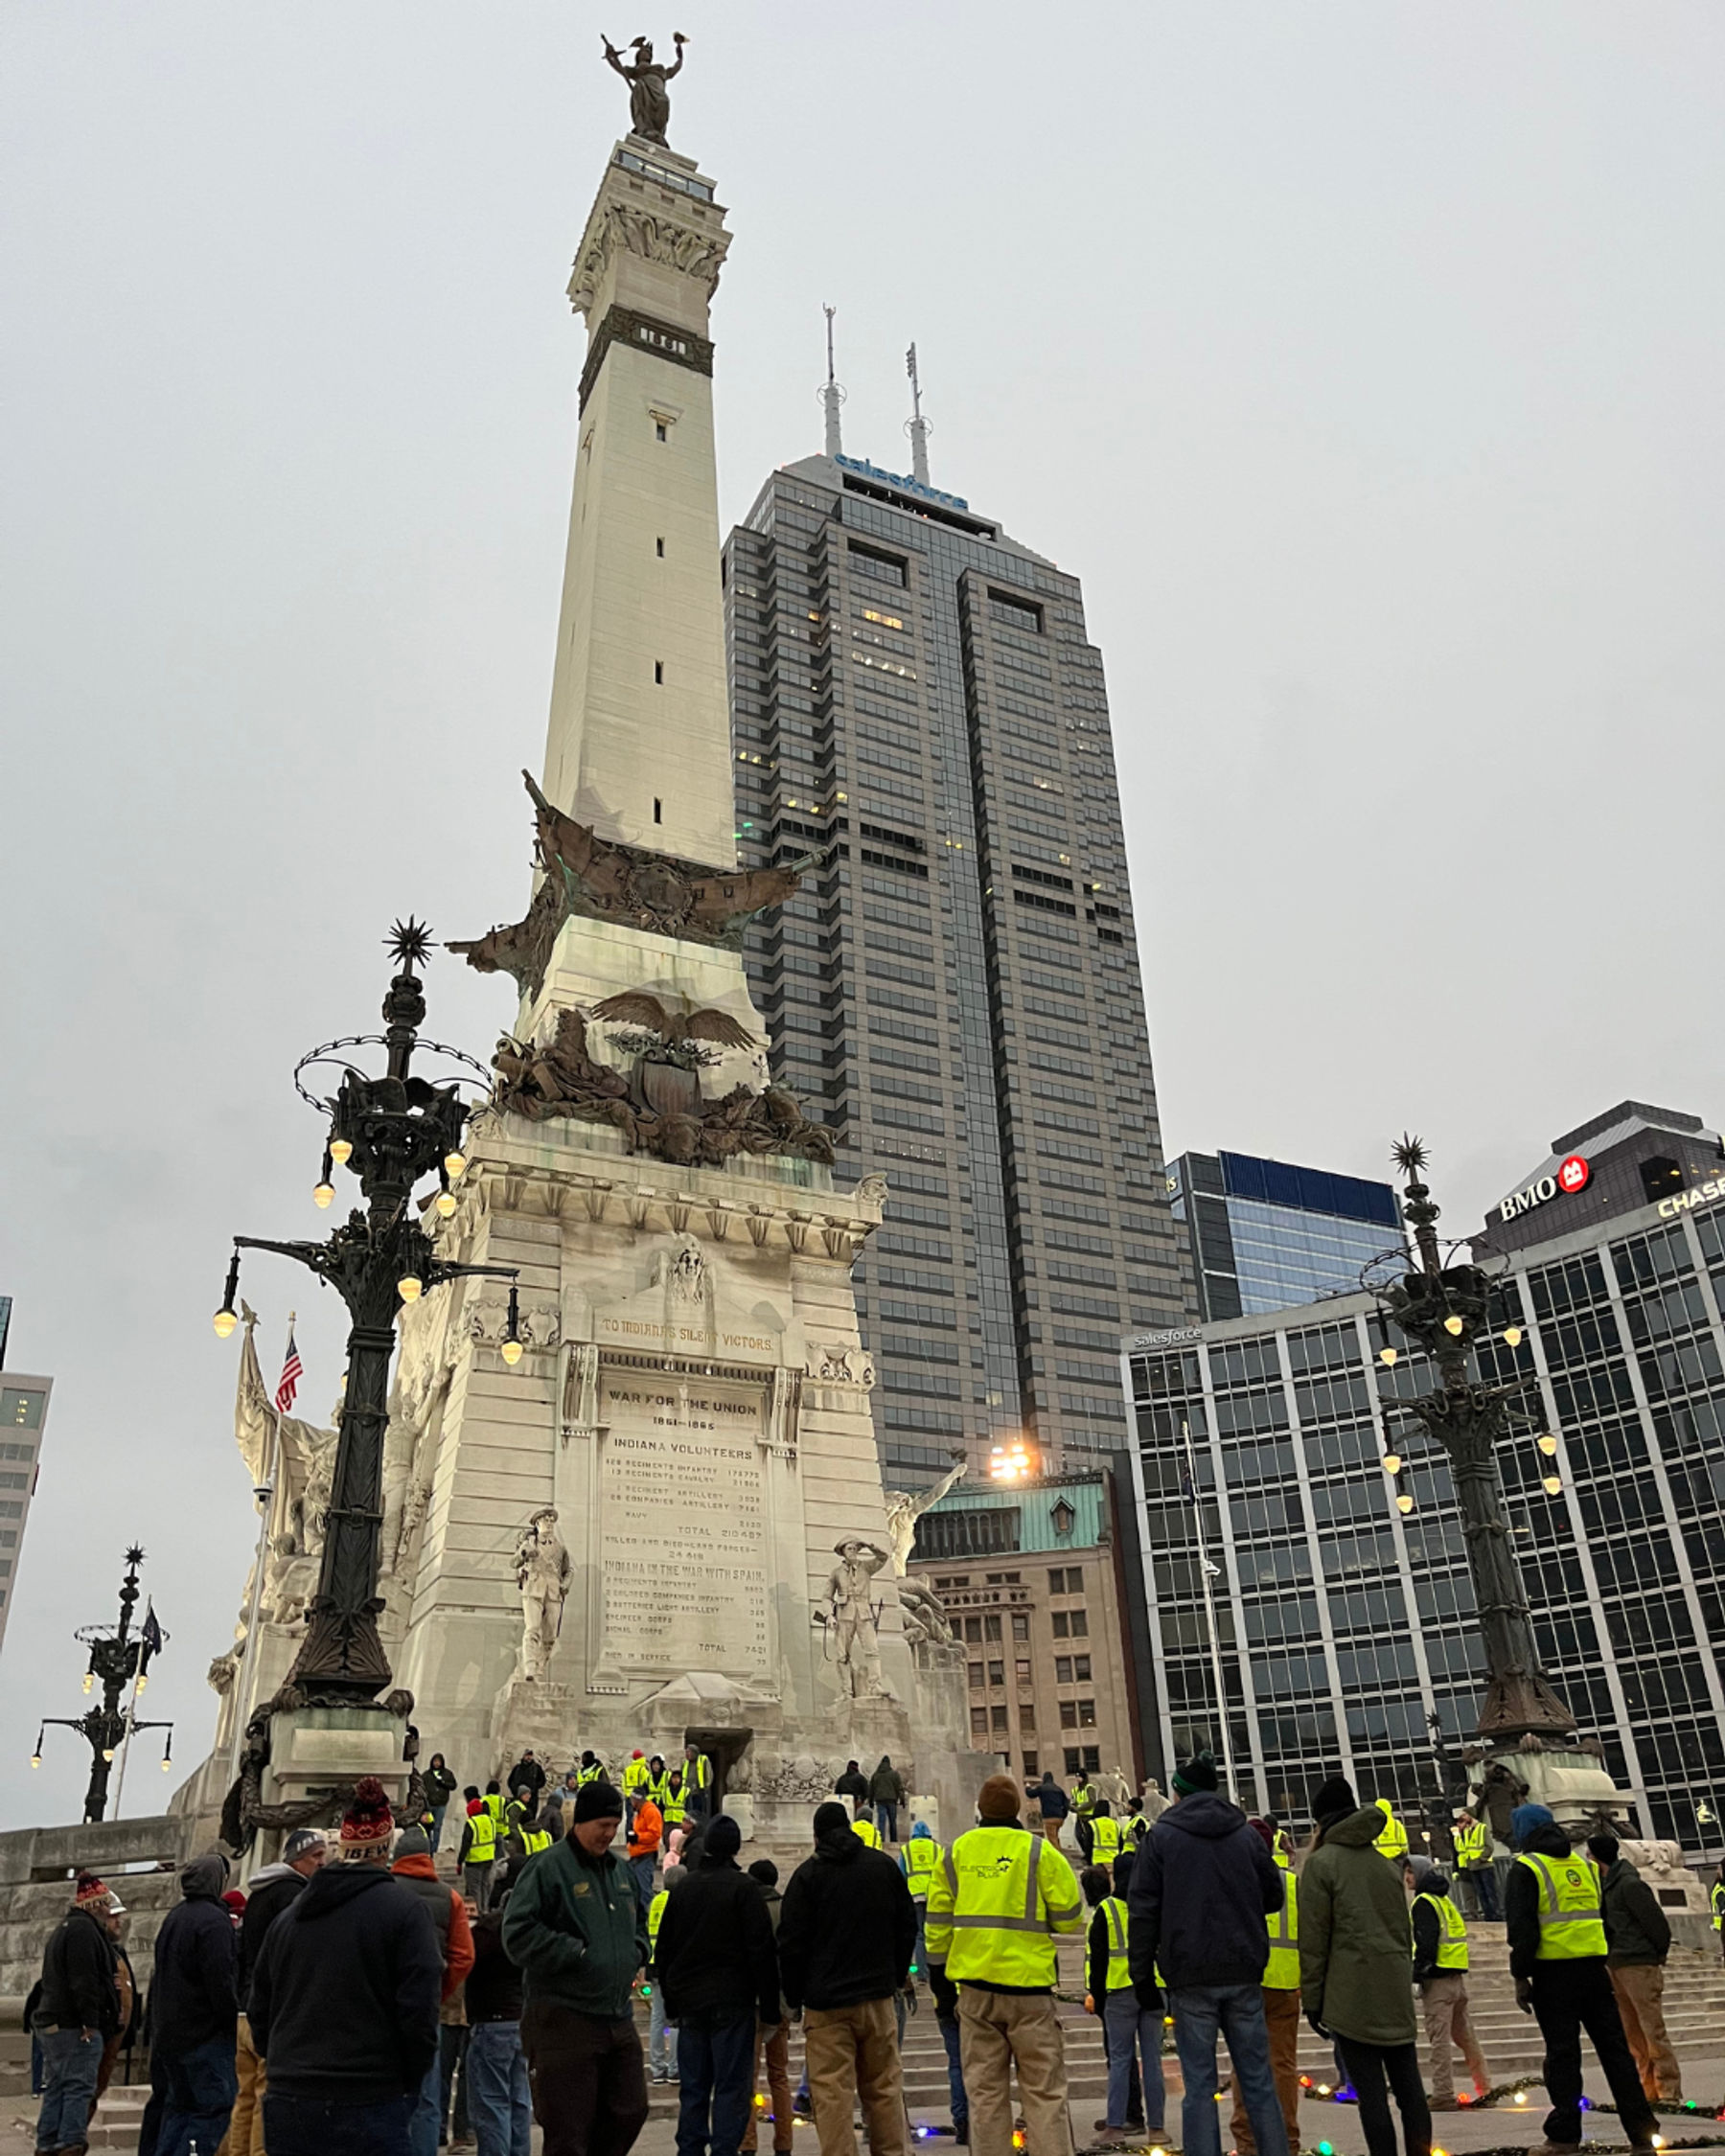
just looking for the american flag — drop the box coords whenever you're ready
[275,1328,303,1416]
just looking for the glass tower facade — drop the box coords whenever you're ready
[1123,1184,1725,1856]
[1168,1150,1403,1321]
[724,452,1192,1487]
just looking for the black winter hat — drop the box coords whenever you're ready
[705,1815,742,1857]
[1309,1775,1357,1820]
[572,1779,623,1823]
[813,1800,852,1838]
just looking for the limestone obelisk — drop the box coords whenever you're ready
[370,103,976,1831]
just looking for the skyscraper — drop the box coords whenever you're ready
[0,1306,51,1662]
[724,416,1192,1488]
[1168,1149,1403,1321]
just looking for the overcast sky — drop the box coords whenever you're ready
[3,2,1721,1830]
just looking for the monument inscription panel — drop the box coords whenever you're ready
[597,1363,770,1681]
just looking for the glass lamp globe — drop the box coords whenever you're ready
[213,1307,238,1340]
[1396,1493,1414,1514]
[500,1338,524,1367]
[1378,1347,1398,1367]
[329,1137,353,1165]
[1381,1453,1402,1476]
[1443,1315,1464,1337]
[398,1275,424,1304]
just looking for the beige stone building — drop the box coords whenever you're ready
[907,1470,1142,1790]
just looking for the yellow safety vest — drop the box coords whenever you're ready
[853,1818,883,1849]
[663,1785,687,1826]
[1102,1897,1131,1991]
[519,1827,552,1857]
[1373,1804,1409,1864]
[686,1754,713,1793]
[646,1771,671,1807]
[482,1793,505,1823]
[1712,1881,1724,1932]
[924,1824,1085,1988]
[1454,1822,1487,1869]
[1265,1862,1300,1990]
[648,1888,669,1948]
[1413,1890,1467,1971]
[1090,1816,1122,1866]
[1072,1782,1095,1817]
[1121,1814,1151,1852]
[903,1838,942,1901]
[467,1810,497,1864]
[577,1762,606,1787]
[623,1757,650,1794]
[1516,1851,1607,1960]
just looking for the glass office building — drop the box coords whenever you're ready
[0,1317,51,1662]
[1168,1150,1403,1321]
[1122,1137,1725,1855]
[724,451,1192,1487]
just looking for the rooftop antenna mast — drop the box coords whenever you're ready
[819,304,846,459]
[905,342,931,486]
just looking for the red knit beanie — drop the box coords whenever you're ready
[340,1776,395,1851]
[73,1870,111,1915]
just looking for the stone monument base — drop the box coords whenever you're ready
[490,1677,583,1770]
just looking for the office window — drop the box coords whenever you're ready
[984,1615,1002,1641]
[968,1663,983,1689]
[1083,1746,1100,1773]
[1069,1611,1089,1638]
[656,421,668,442]
[1060,1701,1077,1729]
[1055,1656,1073,1684]
[1024,1752,1039,1778]
[0,1391,43,1431]
[1011,1612,1030,1641]
[1019,1703,1036,1732]
[991,1705,1008,1733]
[1074,1655,1092,1682]
[1078,1699,1096,1728]
[988,1661,1004,1686]
[963,1617,982,1643]
[1052,1612,1070,1639]
[971,1708,988,1737]
[1064,1747,1083,1773]
[1016,1659,1032,1684]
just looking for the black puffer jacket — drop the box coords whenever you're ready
[1128,1792,1282,1992]
[778,1820,917,2009]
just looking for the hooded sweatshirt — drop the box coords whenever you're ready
[1127,1791,1282,1992]
[392,1849,475,2002]
[248,1859,443,2102]
[1598,1857,1671,1968]
[778,1817,917,2010]
[239,1861,310,2008]
[654,1850,781,2025]
[1298,1805,1418,2046]
[149,1855,239,2056]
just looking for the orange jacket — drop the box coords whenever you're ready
[392,1851,475,2002]
[629,1799,664,1859]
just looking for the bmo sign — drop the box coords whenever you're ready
[1498,1153,1591,1225]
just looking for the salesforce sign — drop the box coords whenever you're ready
[1497,1152,1591,1225]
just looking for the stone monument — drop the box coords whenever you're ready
[187,61,978,1843]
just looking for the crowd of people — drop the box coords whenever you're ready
[26,1742,1725,2156]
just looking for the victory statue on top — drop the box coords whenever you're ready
[602,32,687,147]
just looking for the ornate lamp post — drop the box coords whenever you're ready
[1374,1137,1576,1743]
[34,1546,172,1823]
[214,922,523,1706]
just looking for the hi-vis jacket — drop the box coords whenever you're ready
[925,1823,1084,1988]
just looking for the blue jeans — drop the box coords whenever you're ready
[466,2021,531,2156]
[264,2092,414,2156]
[936,2011,968,2129]
[1105,1988,1164,2131]
[1469,1865,1501,1920]
[1170,1983,1288,2156]
[156,2032,240,2156]
[675,2010,755,2156]
[35,2026,102,2154]
[911,1902,927,1977]
[650,1985,679,2078]
[876,1802,899,1844]
[408,2044,443,2156]
[632,1852,657,1905]
[428,1803,448,1853]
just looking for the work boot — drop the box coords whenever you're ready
[1430,2097,1460,2110]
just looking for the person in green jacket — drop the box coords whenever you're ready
[1300,1776,1431,2156]
[502,1781,650,2156]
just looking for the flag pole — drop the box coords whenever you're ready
[110,1690,138,1821]
[226,1311,290,1789]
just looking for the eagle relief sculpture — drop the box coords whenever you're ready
[488,995,834,1168]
